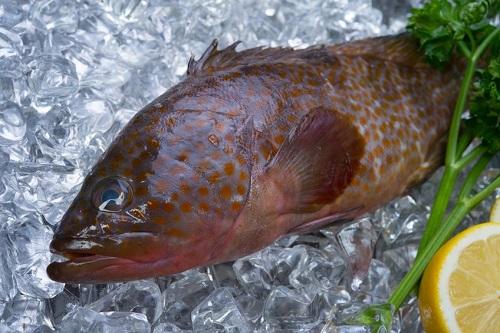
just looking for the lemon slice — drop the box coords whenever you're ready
[418,222,500,333]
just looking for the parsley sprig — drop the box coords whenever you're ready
[329,1,499,331]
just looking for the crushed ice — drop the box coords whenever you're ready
[0,0,498,332]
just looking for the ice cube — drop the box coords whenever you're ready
[0,225,16,303]
[162,271,214,329]
[191,288,251,332]
[0,293,52,332]
[58,307,151,333]
[333,218,379,290]
[0,77,14,102]
[322,324,370,333]
[153,322,189,333]
[207,263,240,289]
[26,55,79,106]
[289,244,346,293]
[381,244,418,282]
[264,286,321,331]
[8,213,64,299]
[396,297,422,333]
[0,0,27,28]
[356,259,392,304]
[0,102,26,144]
[87,280,162,323]
[234,293,264,324]
[30,0,79,33]
[233,246,303,299]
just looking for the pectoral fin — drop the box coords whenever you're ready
[266,107,365,213]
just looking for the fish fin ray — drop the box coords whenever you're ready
[267,107,365,213]
[187,39,293,76]
[288,207,363,234]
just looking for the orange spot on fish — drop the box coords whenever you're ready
[231,202,242,211]
[224,162,234,176]
[167,228,186,238]
[236,154,246,165]
[239,171,248,181]
[198,187,209,196]
[180,183,190,194]
[274,135,285,145]
[149,139,160,149]
[208,172,220,184]
[164,202,175,212]
[171,192,179,201]
[199,202,209,212]
[220,185,232,200]
[177,153,188,162]
[237,184,246,195]
[180,202,192,213]
[152,216,166,225]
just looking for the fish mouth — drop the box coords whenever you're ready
[47,233,168,284]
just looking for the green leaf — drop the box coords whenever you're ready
[465,57,500,153]
[407,0,499,68]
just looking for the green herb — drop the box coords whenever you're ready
[343,1,499,331]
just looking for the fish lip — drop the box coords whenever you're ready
[47,255,140,284]
[50,236,108,259]
[47,233,169,283]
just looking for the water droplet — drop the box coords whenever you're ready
[208,134,219,146]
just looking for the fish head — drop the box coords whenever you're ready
[47,87,254,283]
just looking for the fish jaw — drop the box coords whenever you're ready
[47,233,212,283]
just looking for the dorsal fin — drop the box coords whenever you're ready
[330,33,430,68]
[187,39,293,76]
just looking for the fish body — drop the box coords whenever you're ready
[47,35,461,283]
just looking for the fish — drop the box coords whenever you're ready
[47,34,462,283]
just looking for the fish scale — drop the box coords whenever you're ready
[47,34,462,283]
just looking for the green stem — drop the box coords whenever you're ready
[416,167,459,255]
[445,59,475,166]
[454,145,487,171]
[455,129,473,158]
[389,202,469,309]
[416,27,500,257]
[468,174,500,208]
[458,40,472,58]
[389,156,496,309]
[457,153,492,202]
[471,27,500,64]
[445,27,499,166]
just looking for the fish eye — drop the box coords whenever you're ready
[92,177,133,212]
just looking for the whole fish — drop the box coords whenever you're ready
[47,34,461,283]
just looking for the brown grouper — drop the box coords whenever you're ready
[47,34,461,283]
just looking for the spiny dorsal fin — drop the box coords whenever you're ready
[187,39,293,76]
[330,33,430,68]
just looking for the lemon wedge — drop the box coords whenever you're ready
[418,222,500,333]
